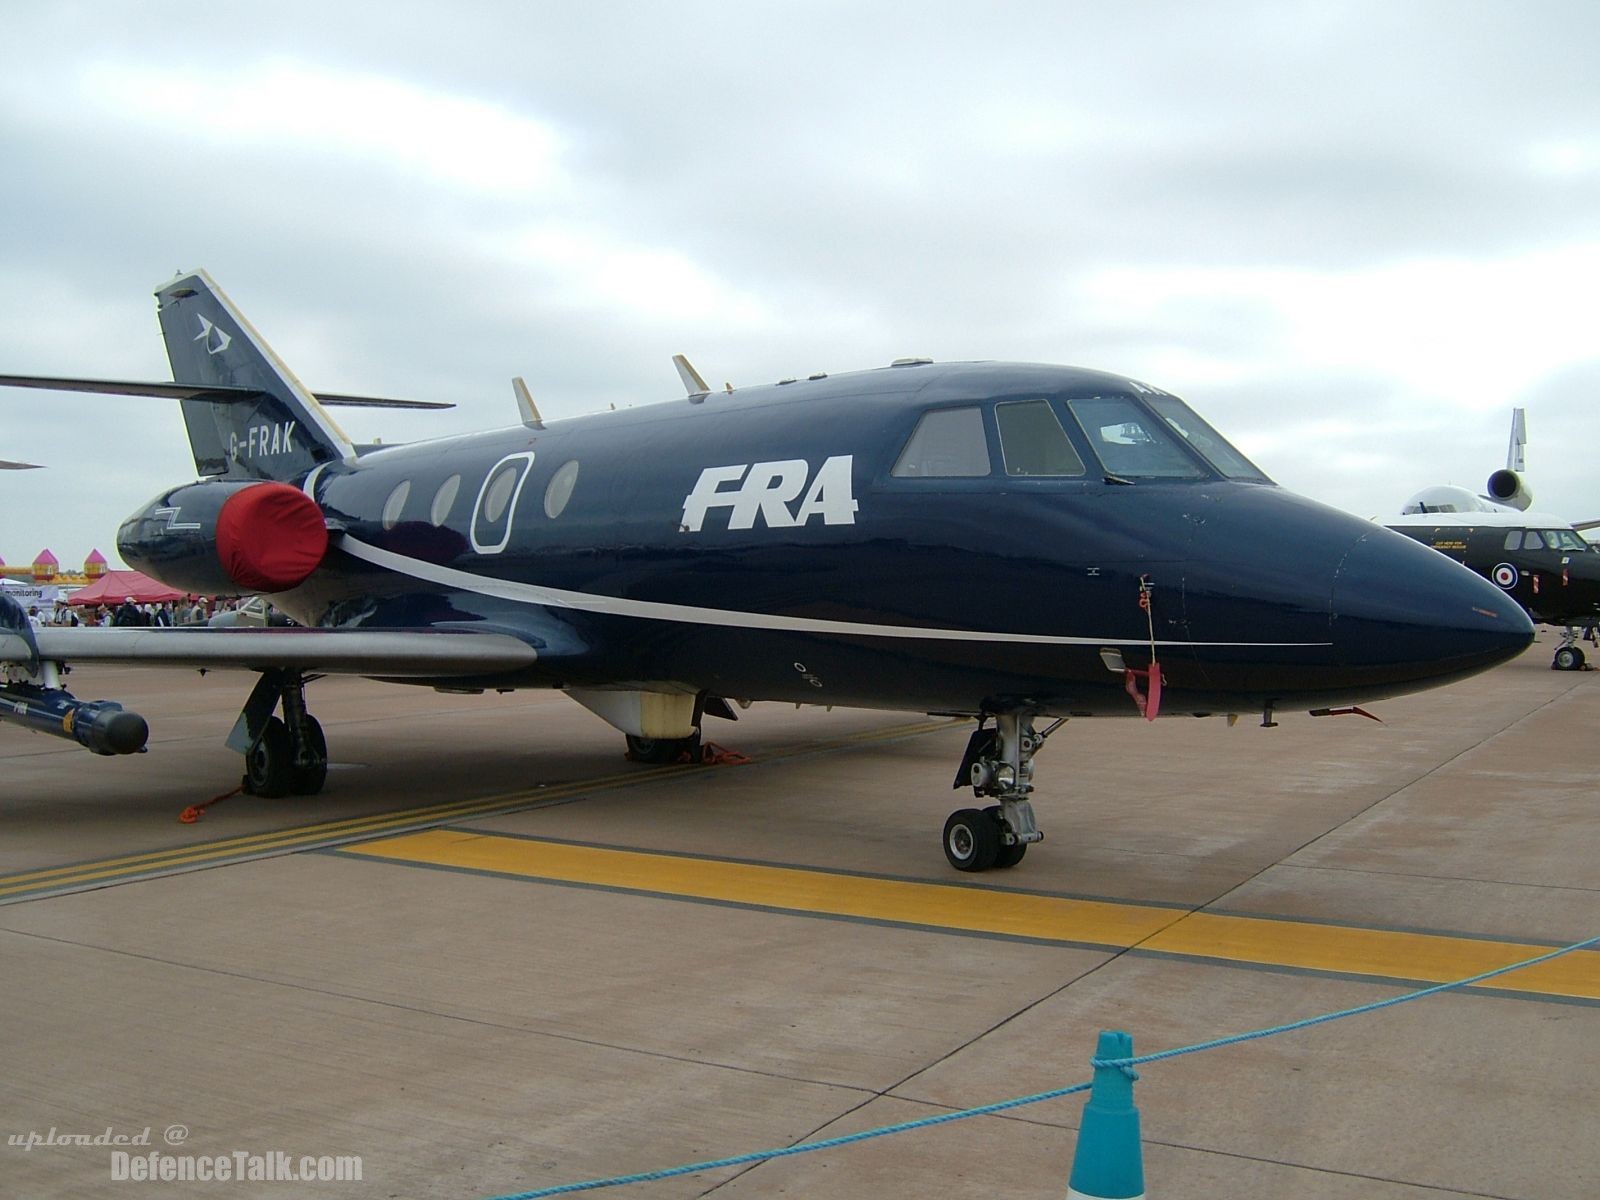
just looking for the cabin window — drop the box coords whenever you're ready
[471,452,535,555]
[995,400,1086,476]
[381,480,410,530]
[1064,395,1205,479]
[430,474,461,527]
[544,460,580,519]
[483,464,519,523]
[892,407,990,477]
[1504,531,1523,550]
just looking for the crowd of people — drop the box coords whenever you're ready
[24,597,247,628]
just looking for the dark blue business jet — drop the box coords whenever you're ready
[0,271,1532,870]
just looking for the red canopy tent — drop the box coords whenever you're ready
[66,569,189,606]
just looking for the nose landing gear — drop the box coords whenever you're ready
[1552,626,1592,671]
[944,713,1061,871]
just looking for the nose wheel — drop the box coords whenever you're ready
[943,714,1059,871]
[1553,627,1589,671]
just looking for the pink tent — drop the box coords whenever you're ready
[66,569,189,606]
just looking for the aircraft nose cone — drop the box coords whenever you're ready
[1331,528,1534,691]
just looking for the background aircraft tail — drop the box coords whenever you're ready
[155,270,355,481]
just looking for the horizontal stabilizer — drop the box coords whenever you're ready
[315,391,453,411]
[0,374,452,410]
[0,459,42,470]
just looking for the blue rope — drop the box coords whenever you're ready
[1095,930,1600,1072]
[482,931,1600,1200]
[482,1081,1094,1200]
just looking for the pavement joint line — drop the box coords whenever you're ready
[0,718,956,902]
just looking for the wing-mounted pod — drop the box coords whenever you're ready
[1485,468,1533,511]
[0,592,147,755]
[118,480,330,596]
[0,683,148,755]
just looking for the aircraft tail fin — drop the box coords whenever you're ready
[1506,407,1526,473]
[155,270,355,480]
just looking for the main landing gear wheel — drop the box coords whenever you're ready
[626,730,702,764]
[244,716,293,798]
[238,669,330,798]
[288,715,328,795]
[1553,645,1586,671]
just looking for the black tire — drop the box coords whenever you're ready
[244,716,292,798]
[984,806,1028,868]
[288,716,328,796]
[992,842,1027,868]
[943,807,1000,872]
[1554,646,1585,671]
[626,731,702,765]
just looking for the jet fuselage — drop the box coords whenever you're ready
[121,360,1534,718]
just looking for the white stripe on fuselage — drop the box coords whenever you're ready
[334,534,1329,649]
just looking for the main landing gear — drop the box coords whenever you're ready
[234,669,328,797]
[944,713,1062,872]
[625,730,702,764]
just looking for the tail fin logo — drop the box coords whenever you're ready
[194,315,232,356]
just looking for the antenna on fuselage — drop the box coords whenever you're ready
[673,354,711,401]
[512,376,544,430]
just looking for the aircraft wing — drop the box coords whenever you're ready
[5,626,545,678]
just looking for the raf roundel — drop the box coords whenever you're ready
[1491,562,1519,590]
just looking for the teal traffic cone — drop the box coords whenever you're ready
[1067,1030,1145,1199]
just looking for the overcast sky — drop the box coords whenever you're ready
[3,1,1597,570]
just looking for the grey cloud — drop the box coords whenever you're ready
[4,0,1599,563]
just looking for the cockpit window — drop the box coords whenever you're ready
[892,406,991,477]
[995,400,1086,477]
[1532,529,1589,551]
[1144,394,1270,481]
[1064,396,1205,479]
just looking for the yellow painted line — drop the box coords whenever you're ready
[0,718,958,901]
[0,764,667,892]
[345,830,1192,945]
[1143,912,1600,1002]
[338,830,1600,1003]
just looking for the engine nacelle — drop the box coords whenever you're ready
[118,480,330,596]
[1486,469,1533,512]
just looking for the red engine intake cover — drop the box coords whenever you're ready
[215,483,329,592]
